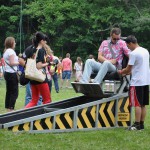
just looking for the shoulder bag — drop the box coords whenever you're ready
[25,49,46,82]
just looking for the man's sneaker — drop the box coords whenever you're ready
[140,124,144,130]
[128,122,141,130]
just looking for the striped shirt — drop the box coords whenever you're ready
[98,39,131,69]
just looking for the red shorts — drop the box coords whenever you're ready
[129,85,149,107]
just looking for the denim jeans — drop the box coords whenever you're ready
[47,79,52,92]
[52,73,59,92]
[80,59,116,84]
[25,82,43,106]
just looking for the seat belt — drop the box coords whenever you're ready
[108,41,116,59]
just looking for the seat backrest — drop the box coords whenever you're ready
[122,54,129,69]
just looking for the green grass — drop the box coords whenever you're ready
[0,78,150,150]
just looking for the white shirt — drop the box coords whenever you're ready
[128,47,150,86]
[74,62,83,71]
[3,48,18,73]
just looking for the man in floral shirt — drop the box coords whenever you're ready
[79,27,131,84]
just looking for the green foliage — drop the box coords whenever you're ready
[0,0,149,60]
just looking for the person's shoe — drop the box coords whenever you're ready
[56,90,59,93]
[127,122,141,130]
[140,124,144,130]
[89,79,94,83]
[74,79,86,84]
[74,79,79,82]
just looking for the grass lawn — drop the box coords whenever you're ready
[0,78,150,150]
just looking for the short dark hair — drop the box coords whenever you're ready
[110,28,121,35]
[125,35,137,44]
[66,53,70,58]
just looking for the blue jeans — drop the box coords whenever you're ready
[52,73,59,92]
[25,82,43,106]
[80,59,116,84]
[47,79,52,92]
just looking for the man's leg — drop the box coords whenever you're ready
[132,106,146,130]
[140,106,146,121]
[128,86,144,130]
[94,61,116,84]
[80,59,102,83]
[140,106,146,129]
[66,79,69,88]
[65,71,71,88]
[61,71,66,88]
[135,106,142,122]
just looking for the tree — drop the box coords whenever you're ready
[0,0,149,61]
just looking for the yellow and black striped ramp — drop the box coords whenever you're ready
[32,117,53,130]
[7,96,131,132]
[55,111,74,129]
[98,101,115,128]
[77,106,96,129]
[8,122,31,132]
[117,96,130,127]
[8,117,54,132]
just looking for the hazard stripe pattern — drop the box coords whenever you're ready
[77,106,96,129]
[8,122,31,132]
[33,117,53,130]
[98,101,115,128]
[55,111,74,129]
[118,97,130,127]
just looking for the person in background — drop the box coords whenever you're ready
[0,57,4,79]
[19,42,43,106]
[3,37,19,112]
[57,56,63,80]
[18,53,24,74]
[118,35,150,130]
[61,53,72,88]
[44,43,53,93]
[77,27,130,84]
[50,50,60,93]
[74,57,83,81]
[0,57,5,80]
[24,32,51,108]
[88,54,95,60]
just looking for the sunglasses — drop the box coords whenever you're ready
[112,38,120,41]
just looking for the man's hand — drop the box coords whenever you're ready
[109,59,117,65]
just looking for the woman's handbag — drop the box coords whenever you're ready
[20,72,29,85]
[25,49,46,82]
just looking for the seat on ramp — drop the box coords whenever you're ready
[71,71,130,98]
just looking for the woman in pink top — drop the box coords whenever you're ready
[61,53,72,88]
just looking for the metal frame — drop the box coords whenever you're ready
[2,93,131,133]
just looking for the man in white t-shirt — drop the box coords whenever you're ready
[118,35,150,130]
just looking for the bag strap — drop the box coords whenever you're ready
[34,49,39,60]
[5,61,17,72]
[108,41,116,59]
[107,40,118,70]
